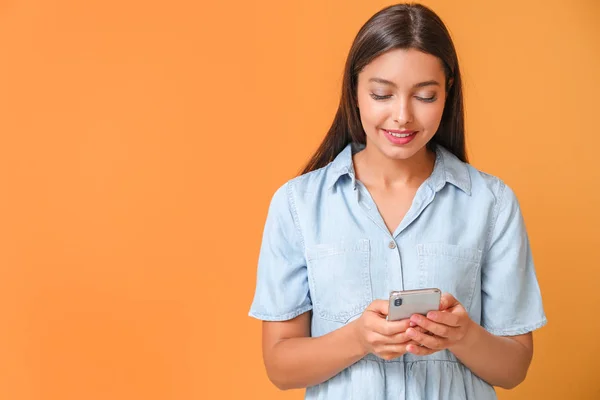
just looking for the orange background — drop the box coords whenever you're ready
[0,0,598,399]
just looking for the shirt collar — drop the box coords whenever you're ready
[429,145,472,195]
[327,143,362,190]
[327,143,471,195]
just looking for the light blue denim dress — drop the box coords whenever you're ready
[249,143,547,400]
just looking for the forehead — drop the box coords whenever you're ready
[358,48,445,86]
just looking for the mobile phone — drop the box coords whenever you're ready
[387,288,441,321]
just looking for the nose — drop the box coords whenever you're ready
[394,98,413,125]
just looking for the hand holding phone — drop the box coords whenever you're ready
[351,299,424,361]
[387,288,441,321]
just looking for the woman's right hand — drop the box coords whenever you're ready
[352,300,424,361]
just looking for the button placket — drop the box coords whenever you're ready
[386,237,404,291]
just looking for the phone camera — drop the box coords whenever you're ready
[394,298,402,307]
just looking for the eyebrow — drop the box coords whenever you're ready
[368,77,440,88]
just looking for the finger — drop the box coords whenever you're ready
[406,327,447,350]
[408,323,432,334]
[406,342,437,356]
[410,314,453,338]
[380,343,410,355]
[426,310,461,328]
[369,329,414,347]
[386,325,429,344]
[388,330,420,344]
[383,339,424,353]
[440,293,459,310]
[387,332,410,344]
[381,339,423,354]
[377,318,412,336]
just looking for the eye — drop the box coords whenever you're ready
[415,95,437,103]
[370,93,392,101]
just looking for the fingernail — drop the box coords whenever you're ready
[409,321,416,327]
[428,312,437,320]
[407,329,416,337]
[410,315,420,323]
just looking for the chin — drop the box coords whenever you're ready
[380,143,427,161]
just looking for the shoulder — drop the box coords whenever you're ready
[267,162,337,211]
[465,164,520,214]
[275,162,338,200]
[436,145,515,207]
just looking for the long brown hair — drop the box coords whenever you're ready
[301,3,467,175]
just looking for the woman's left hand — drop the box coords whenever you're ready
[404,293,475,356]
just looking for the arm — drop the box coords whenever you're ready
[262,312,365,390]
[262,301,422,390]
[405,294,534,389]
[450,322,533,389]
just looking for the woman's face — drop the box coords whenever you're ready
[356,48,448,161]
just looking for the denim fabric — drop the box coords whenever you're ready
[249,143,547,400]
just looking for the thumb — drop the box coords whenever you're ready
[440,293,459,310]
[367,299,389,316]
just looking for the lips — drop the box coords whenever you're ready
[382,129,418,145]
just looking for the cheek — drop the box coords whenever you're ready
[418,104,445,129]
[359,102,389,127]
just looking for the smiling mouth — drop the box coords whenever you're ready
[384,129,417,138]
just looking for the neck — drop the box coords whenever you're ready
[354,144,436,190]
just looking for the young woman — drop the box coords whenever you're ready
[249,3,547,399]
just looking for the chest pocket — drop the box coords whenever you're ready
[417,243,482,312]
[306,239,372,323]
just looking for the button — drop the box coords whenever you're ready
[388,240,397,249]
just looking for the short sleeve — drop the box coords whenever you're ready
[480,183,548,336]
[248,182,312,321]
